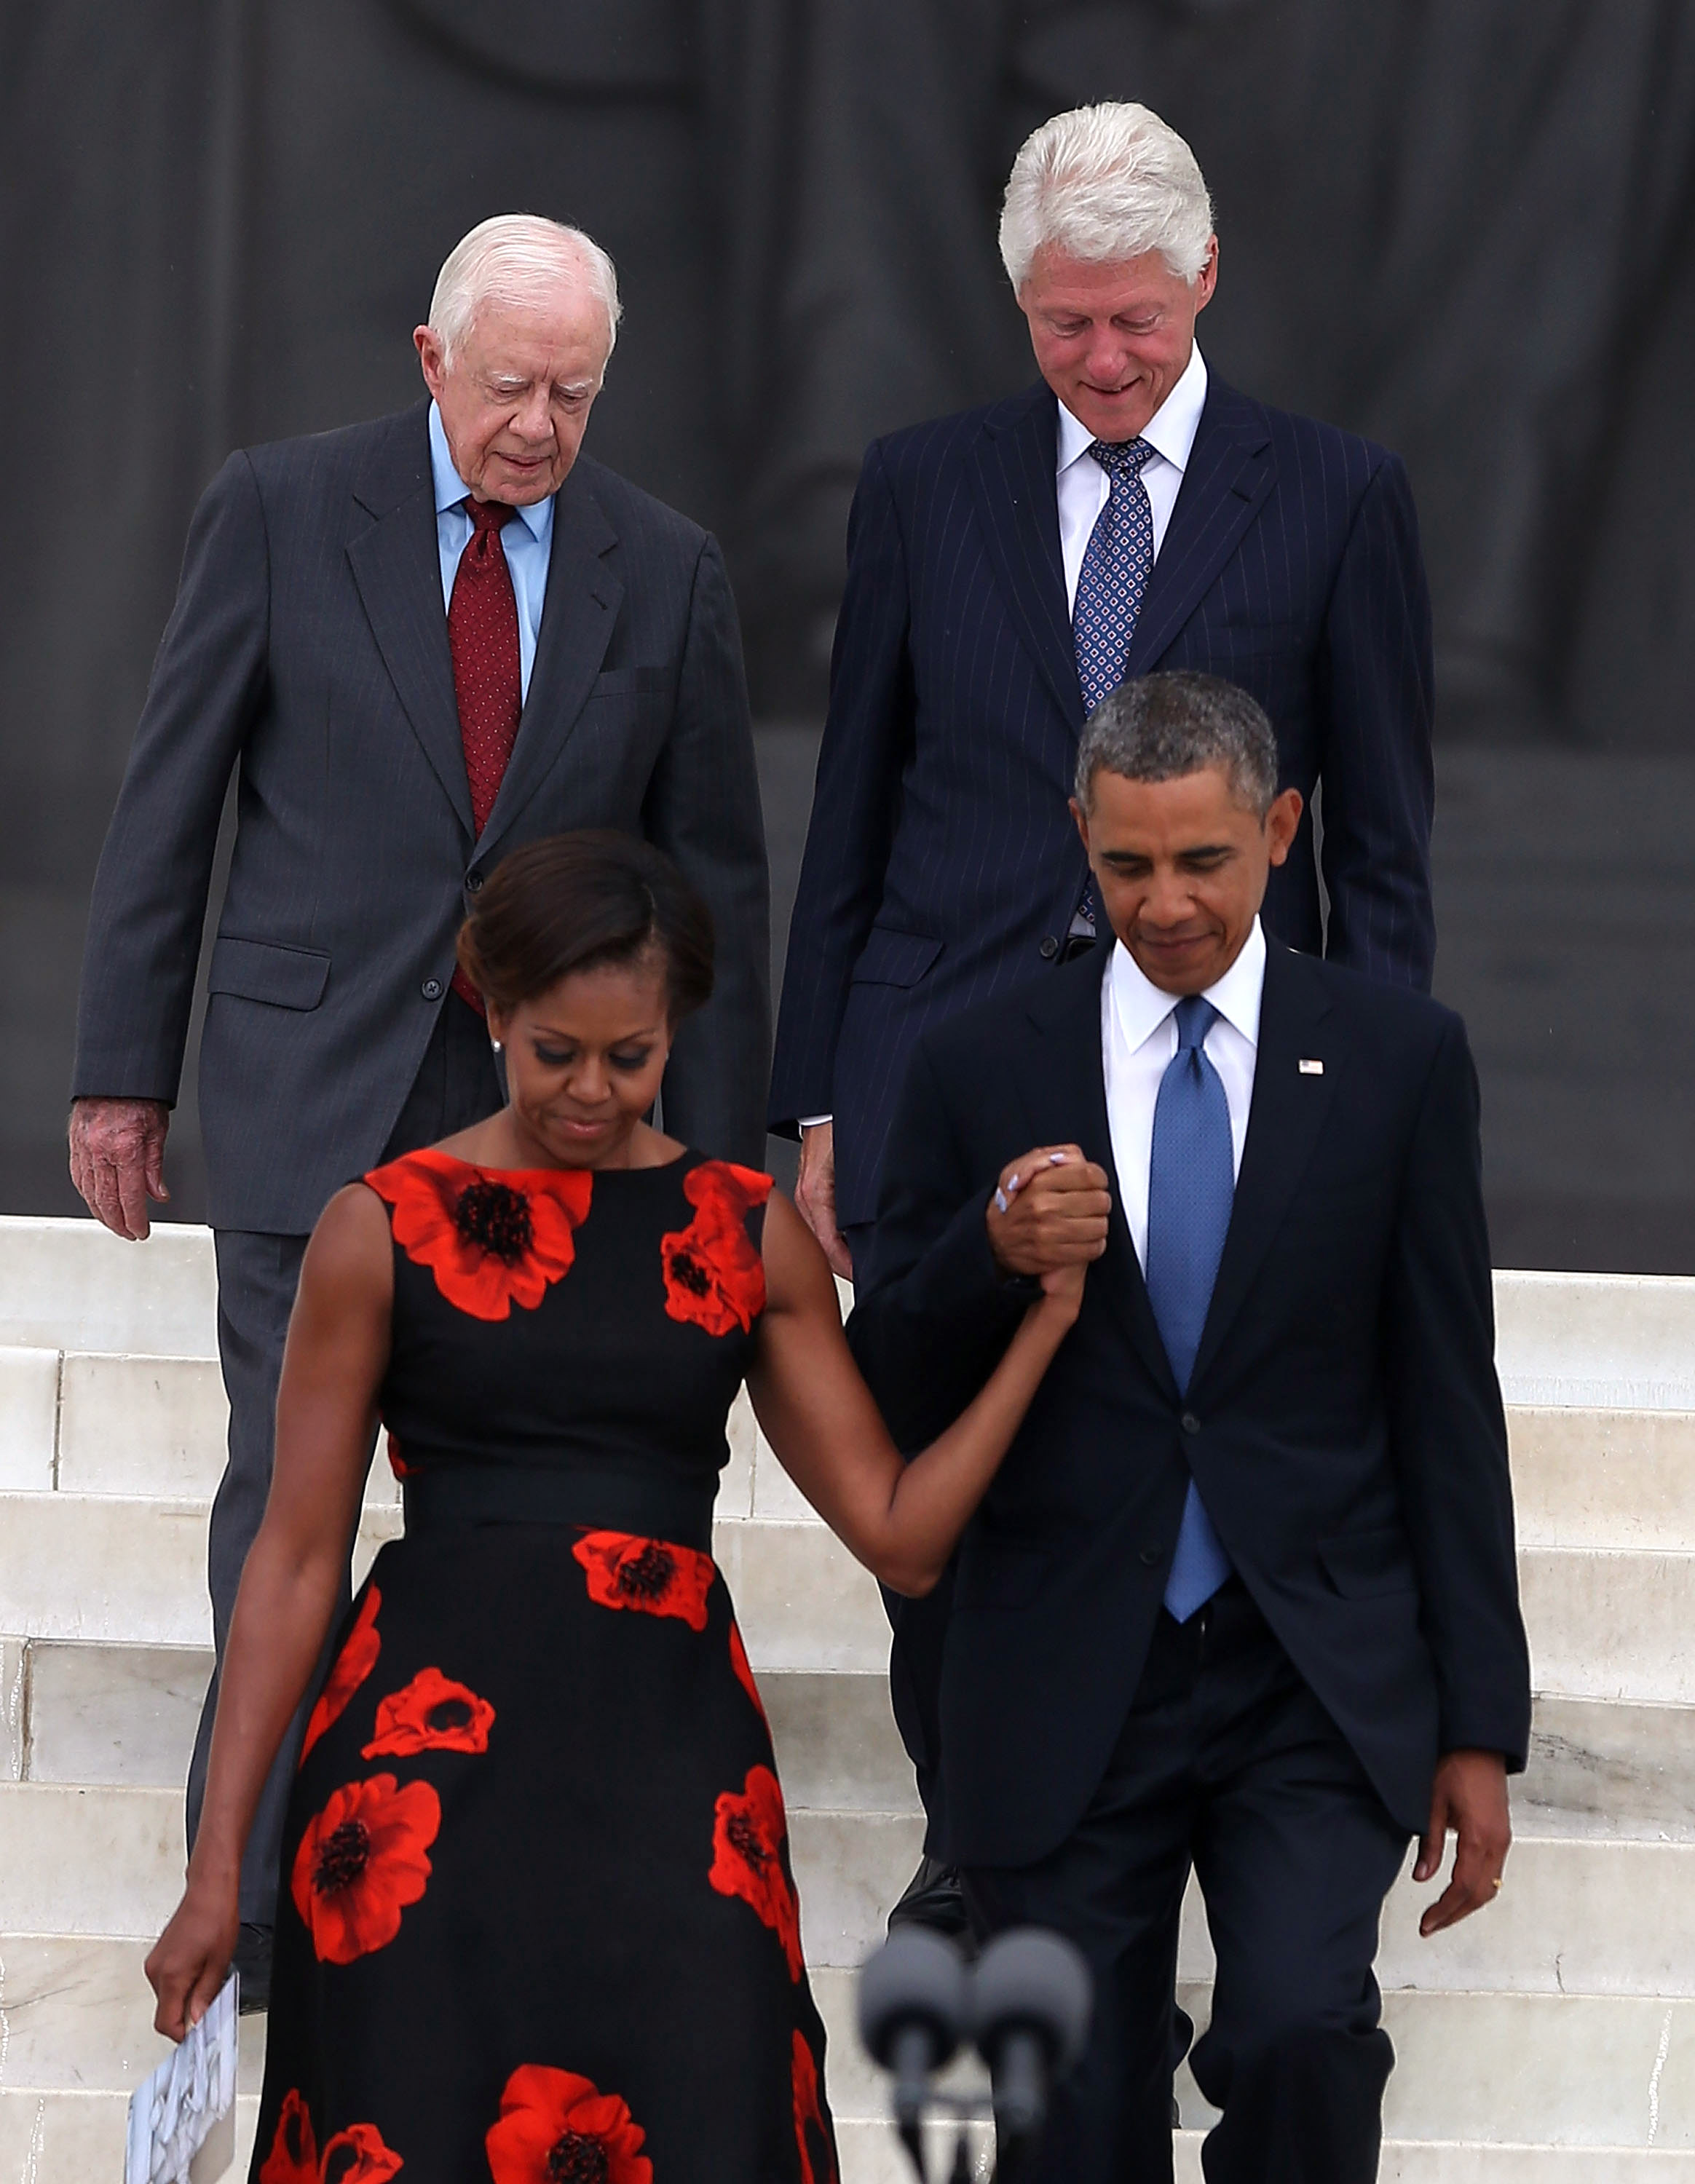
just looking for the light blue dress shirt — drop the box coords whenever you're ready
[428,401,554,702]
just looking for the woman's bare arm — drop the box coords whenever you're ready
[146,1183,394,2036]
[747,1192,1086,1597]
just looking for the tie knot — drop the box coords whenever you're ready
[464,496,514,537]
[1173,994,1217,1051]
[1088,437,1157,485]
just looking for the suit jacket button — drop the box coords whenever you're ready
[1039,935,1059,960]
[466,871,484,893]
[422,978,443,1000]
[1139,1548,1161,1566]
[1181,1412,1201,1435]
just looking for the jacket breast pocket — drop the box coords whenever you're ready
[1318,1524,1418,1600]
[849,926,944,989]
[588,667,667,700]
[208,936,331,1011]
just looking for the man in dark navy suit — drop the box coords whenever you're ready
[770,99,1436,1917]
[848,674,1528,2180]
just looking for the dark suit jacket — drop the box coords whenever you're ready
[848,941,1530,1871]
[770,376,1435,1226]
[74,404,770,1233]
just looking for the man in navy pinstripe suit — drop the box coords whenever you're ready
[769,103,1436,1919]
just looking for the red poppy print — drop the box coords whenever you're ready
[573,1530,716,1631]
[362,1667,495,1758]
[383,1432,415,1481]
[366,1148,592,1321]
[729,1620,767,1722]
[660,1160,773,1336]
[301,1586,382,1765]
[320,2124,405,2183]
[291,1773,440,1964]
[792,2029,837,2184]
[485,2065,652,2184]
[259,2090,318,2184]
[709,1763,804,1979]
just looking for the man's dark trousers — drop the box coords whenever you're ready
[964,1578,1407,2183]
[185,992,500,1922]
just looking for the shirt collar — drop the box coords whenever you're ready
[427,400,553,544]
[1056,341,1210,478]
[1107,913,1267,1056]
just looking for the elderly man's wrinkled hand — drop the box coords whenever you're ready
[68,1096,170,1241]
[987,1144,1112,1277]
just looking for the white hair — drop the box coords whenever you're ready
[427,214,623,367]
[999,103,1214,290]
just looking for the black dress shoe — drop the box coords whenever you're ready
[887,1855,973,1944]
[234,1923,272,2015]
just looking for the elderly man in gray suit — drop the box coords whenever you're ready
[68,214,770,2001]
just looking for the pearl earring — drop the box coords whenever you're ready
[491,1037,503,1053]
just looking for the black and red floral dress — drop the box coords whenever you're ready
[250,1149,838,2184]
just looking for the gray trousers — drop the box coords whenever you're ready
[185,992,502,1923]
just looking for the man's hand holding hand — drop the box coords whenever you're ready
[68,1096,171,1241]
[987,1145,1111,1278]
[1415,1748,1511,1936]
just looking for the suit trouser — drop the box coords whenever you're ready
[961,1580,1410,2184]
[185,992,502,1923]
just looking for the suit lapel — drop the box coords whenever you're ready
[346,408,474,836]
[967,386,1084,732]
[476,467,623,863]
[1189,946,1335,1390]
[1123,379,1276,676]
[1012,951,1179,1399]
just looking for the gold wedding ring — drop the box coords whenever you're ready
[1491,1875,1504,1891]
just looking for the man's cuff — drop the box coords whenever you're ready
[799,1115,832,1130]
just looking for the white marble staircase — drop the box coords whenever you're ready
[0,1216,1691,2179]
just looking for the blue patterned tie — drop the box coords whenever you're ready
[1070,439,1158,934]
[1146,994,1235,1621]
[1072,437,1158,713]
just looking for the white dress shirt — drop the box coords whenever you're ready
[428,400,554,702]
[1101,917,1266,1269]
[1056,343,1209,612]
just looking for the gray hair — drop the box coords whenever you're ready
[1000,103,1214,290]
[427,215,623,367]
[1075,673,1279,816]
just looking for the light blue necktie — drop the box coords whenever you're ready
[1071,438,1158,933]
[1146,994,1235,1621]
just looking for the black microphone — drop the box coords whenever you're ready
[969,1928,1093,2161]
[858,1926,969,2170]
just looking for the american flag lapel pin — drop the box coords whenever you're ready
[1298,1058,1324,1075]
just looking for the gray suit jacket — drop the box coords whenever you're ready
[73,403,770,1233]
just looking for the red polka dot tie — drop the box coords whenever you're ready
[447,497,522,1013]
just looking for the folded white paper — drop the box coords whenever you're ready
[125,1974,240,2184]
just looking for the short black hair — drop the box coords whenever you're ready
[1075,671,1279,815]
[457,830,714,1020]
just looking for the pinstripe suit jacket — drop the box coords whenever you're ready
[770,377,1434,1227]
[73,404,770,1233]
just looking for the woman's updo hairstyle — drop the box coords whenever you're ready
[457,830,715,1021]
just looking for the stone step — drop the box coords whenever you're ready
[3,1773,1691,1997]
[0,1217,218,1360]
[6,1340,1693,1545]
[5,1484,1691,1711]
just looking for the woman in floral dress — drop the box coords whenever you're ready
[146,831,1089,2184]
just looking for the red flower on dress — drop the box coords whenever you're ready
[361,1667,495,1758]
[660,1161,773,1336]
[729,1620,767,1721]
[484,2065,652,2184]
[290,1773,440,1964]
[366,1149,592,1321]
[709,1763,803,1979]
[792,2029,837,2184]
[572,1530,716,1631]
[384,1433,415,1480]
[259,2090,318,2184]
[258,2094,405,2184]
[320,2124,406,2183]
[301,1587,382,1764]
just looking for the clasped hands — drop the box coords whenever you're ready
[986,1144,1112,1304]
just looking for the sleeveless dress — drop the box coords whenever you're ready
[250,1148,839,2184]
